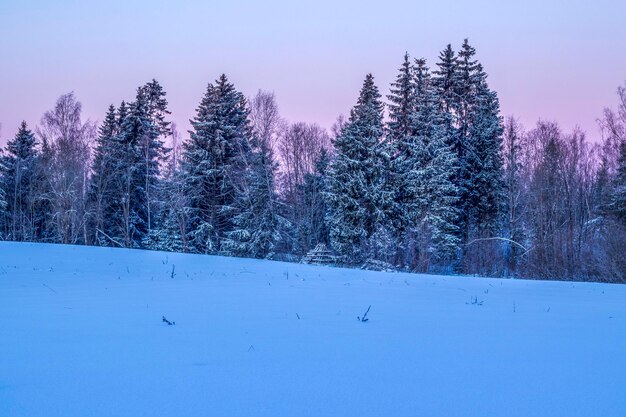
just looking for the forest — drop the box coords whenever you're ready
[1,39,625,282]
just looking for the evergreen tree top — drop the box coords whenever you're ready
[613,138,626,184]
[137,79,171,137]
[117,101,129,128]
[314,147,330,174]
[190,74,250,135]
[333,74,386,163]
[414,58,431,94]
[7,121,38,160]
[349,74,384,128]
[187,74,251,161]
[98,105,118,139]
[433,44,459,113]
[434,44,457,77]
[387,53,414,107]
[458,39,477,64]
[387,53,415,142]
[119,95,159,145]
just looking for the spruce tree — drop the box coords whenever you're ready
[100,101,132,246]
[89,105,119,246]
[0,149,7,237]
[455,39,481,139]
[466,66,505,235]
[462,64,505,274]
[114,96,157,247]
[222,138,288,258]
[392,59,459,270]
[453,40,484,238]
[433,44,458,116]
[387,53,415,144]
[139,79,172,137]
[327,74,391,263]
[386,53,417,264]
[142,168,188,252]
[0,122,40,241]
[182,74,252,254]
[608,139,626,222]
[294,148,331,254]
[432,44,465,237]
[431,40,505,272]
[136,80,171,239]
[503,117,524,273]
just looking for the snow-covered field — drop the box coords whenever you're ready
[0,242,625,417]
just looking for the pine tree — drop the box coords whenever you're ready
[182,74,252,254]
[327,74,392,263]
[0,122,40,241]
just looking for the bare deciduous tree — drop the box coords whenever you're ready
[249,90,282,152]
[38,92,96,244]
[502,116,525,274]
[277,122,330,199]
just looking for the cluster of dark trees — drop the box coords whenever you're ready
[1,40,625,282]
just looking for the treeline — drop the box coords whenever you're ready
[0,40,625,282]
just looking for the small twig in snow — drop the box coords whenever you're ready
[43,283,57,293]
[466,296,484,306]
[357,305,371,322]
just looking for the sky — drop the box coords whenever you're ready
[1,0,625,145]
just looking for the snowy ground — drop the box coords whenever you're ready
[0,242,625,417]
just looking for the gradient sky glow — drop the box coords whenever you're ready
[1,0,625,145]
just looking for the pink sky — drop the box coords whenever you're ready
[1,0,625,145]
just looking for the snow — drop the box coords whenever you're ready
[1,242,625,417]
